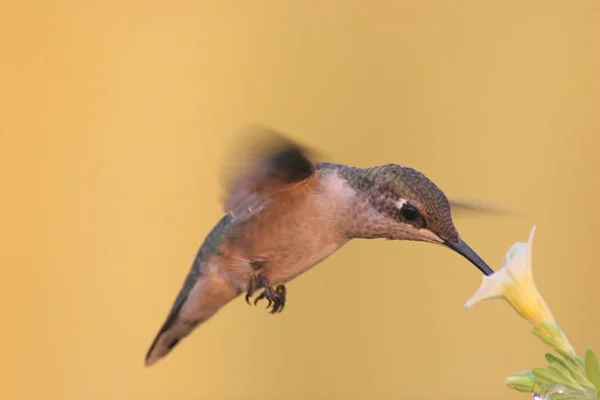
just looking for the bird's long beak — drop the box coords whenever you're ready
[444,238,494,276]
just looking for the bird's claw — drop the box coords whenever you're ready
[254,285,286,313]
[245,275,286,314]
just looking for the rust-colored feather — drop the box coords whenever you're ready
[222,126,318,222]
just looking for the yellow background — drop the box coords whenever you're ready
[1,1,599,399]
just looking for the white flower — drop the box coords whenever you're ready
[465,226,576,359]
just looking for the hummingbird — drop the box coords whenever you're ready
[144,127,497,367]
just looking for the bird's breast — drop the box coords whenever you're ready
[224,192,351,286]
[265,230,348,285]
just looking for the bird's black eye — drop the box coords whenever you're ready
[400,204,420,221]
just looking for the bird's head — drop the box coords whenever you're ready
[356,163,494,276]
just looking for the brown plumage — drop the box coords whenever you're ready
[144,126,497,367]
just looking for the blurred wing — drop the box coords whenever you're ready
[449,198,512,215]
[222,126,318,222]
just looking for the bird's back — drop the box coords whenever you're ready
[144,213,237,366]
[168,213,234,312]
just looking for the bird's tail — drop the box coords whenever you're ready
[145,269,238,367]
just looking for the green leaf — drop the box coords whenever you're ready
[551,362,576,379]
[560,356,597,391]
[547,353,570,369]
[547,392,587,400]
[585,349,600,392]
[572,355,586,368]
[532,325,577,359]
[533,367,588,392]
[505,374,541,393]
[513,370,535,378]
[548,363,587,392]
[506,370,537,392]
[533,368,567,387]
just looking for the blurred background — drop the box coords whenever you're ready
[1,1,599,399]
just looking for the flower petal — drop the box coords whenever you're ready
[464,269,510,308]
[464,225,554,328]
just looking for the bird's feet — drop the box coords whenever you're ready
[245,275,286,314]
